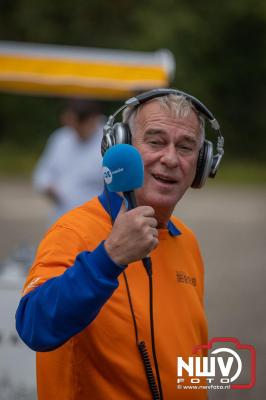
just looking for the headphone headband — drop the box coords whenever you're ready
[127,88,220,130]
[107,88,220,132]
[102,88,224,188]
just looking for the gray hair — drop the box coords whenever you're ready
[122,94,205,146]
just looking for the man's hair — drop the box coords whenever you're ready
[122,94,205,145]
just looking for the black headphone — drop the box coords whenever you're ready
[101,88,224,188]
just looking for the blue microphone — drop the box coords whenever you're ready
[102,144,144,210]
[102,144,152,275]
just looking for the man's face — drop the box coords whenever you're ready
[132,101,202,216]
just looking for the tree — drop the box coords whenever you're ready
[0,0,265,160]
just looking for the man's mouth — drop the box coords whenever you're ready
[152,174,177,185]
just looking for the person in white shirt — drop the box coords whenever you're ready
[33,99,105,222]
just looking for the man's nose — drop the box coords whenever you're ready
[160,145,178,168]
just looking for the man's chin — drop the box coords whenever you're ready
[137,192,180,210]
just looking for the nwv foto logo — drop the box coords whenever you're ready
[177,337,256,390]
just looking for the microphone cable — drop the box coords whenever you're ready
[123,271,161,400]
[104,186,164,400]
[143,258,164,400]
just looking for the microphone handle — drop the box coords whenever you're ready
[123,191,137,210]
[123,191,152,276]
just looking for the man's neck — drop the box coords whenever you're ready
[155,208,173,228]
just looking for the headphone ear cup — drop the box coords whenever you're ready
[101,122,132,156]
[101,132,114,156]
[191,140,213,189]
[112,122,132,145]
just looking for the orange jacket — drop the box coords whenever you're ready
[17,192,208,399]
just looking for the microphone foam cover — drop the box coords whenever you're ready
[102,144,144,192]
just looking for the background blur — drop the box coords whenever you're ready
[0,1,265,399]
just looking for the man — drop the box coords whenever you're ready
[16,92,210,399]
[33,99,105,221]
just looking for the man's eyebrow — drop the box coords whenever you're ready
[181,135,198,145]
[144,129,165,136]
[144,129,198,145]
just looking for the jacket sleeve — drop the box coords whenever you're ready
[15,241,124,352]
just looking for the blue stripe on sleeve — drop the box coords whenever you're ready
[16,241,124,352]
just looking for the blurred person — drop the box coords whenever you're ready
[33,99,105,221]
[16,89,224,400]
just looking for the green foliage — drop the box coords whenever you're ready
[215,160,266,184]
[0,0,265,162]
[0,94,64,149]
[0,142,40,175]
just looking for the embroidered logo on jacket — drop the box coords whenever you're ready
[23,277,41,296]
[176,271,196,287]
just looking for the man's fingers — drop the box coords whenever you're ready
[151,228,158,238]
[118,202,154,215]
[150,236,159,251]
[146,217,158,228]
[118,204,157,224]
[140,206,156,217]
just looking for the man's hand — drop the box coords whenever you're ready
[104,202,159,265]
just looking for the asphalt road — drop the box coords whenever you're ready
[0,178,265,399]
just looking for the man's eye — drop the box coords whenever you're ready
[179,144,194,152]
[149,141,162,146]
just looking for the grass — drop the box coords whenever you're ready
[0,143,40,176]
[0,143,265,184]
[215,160,266,185]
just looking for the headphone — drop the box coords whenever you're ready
[101,88,224,188]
